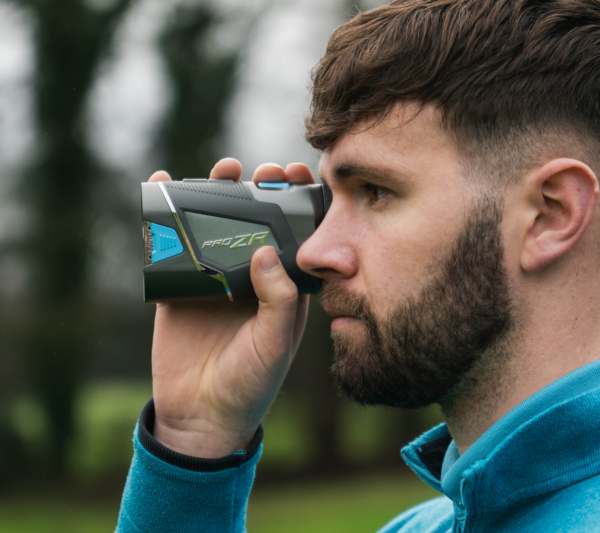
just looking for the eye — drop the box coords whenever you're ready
[361,183,390,204]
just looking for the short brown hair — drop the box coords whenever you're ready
[305,0,600,179]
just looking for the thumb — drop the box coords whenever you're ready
[250,246,299,366]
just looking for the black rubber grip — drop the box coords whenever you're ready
[229,268,321,302]
[231,283,257,302]
[287,267,322,294]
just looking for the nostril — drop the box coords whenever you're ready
[313,267,337,278]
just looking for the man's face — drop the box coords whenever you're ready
[297,106,516,408]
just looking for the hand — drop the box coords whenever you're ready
[149,159,315,458]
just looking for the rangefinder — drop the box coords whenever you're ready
[141,179,331,303]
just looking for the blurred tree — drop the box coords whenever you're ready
[7,0,244,477]
[157,3,240,178]
[11,0,135,476]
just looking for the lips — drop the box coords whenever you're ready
[322,304,358,319]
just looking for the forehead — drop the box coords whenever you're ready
[319,104,461,185]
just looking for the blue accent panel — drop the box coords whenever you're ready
[150,223,184,263]
[257,182,291,189]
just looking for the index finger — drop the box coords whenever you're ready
[149,170,172,183]
[285,163,315,185]
[209,158,243,181]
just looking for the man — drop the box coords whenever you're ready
[117,1,600,531]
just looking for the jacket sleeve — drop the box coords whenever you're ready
[116,399,263,533]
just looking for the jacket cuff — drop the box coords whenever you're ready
[137,398,264,472]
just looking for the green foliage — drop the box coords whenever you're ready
[9,381,150,478]
[261,394,315,469]
[68,381,152,477]
[8,381,443,480]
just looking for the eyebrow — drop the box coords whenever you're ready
[321,163,405,188]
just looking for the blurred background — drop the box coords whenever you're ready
[0,0,443,531]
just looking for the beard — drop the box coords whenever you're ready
[322,195,516,410]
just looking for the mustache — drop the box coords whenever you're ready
[319,281,370,320]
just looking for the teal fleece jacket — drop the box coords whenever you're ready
[117,359,600,532]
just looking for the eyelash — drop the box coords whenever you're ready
[360,183,390,204]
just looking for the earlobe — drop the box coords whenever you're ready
[520,159,599,272]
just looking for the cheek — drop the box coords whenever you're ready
[355,204,459,310]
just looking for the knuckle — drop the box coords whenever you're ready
[277,278,298,306]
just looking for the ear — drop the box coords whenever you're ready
[521,159,599,272]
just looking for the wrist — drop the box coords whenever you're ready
[153,412,256,459]
[138,400,264,471]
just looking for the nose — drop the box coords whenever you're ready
[297,201,358,281]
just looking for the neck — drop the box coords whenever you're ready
[441,308,600,455]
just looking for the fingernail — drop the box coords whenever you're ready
[259,249,280,273]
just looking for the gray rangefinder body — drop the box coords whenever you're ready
[142,179,330,303]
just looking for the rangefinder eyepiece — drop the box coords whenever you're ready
[141,179,330,303]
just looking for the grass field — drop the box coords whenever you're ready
[0,474,440,533]
[247,474,440,533]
